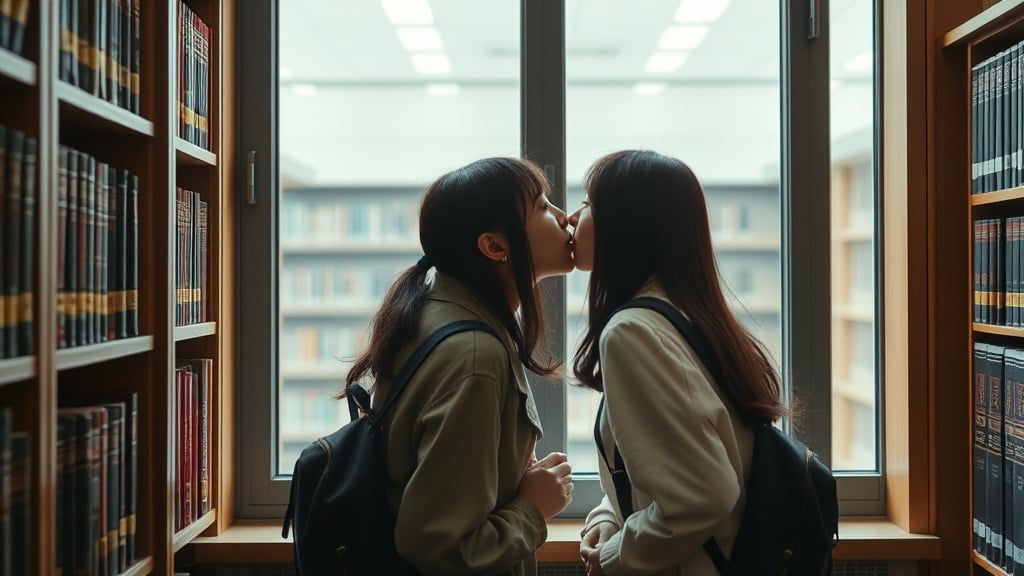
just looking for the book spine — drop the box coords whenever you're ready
[5,129,24,358]
[18,136,36,355]
[9,432,29,576]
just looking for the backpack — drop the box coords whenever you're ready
[596,297,839,576]
[282,320,499,576]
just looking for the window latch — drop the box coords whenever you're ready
[808,0,820,40]
[247,150,257,205]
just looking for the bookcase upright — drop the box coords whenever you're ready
[0,0,235,574]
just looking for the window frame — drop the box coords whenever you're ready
[235,0,886,520]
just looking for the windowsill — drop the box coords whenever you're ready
[189,517,941,564]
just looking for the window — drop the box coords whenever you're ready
[238,0,883,518]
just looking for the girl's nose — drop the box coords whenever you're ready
[555,207,569,229]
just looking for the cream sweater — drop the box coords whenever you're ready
[584,285,756,576]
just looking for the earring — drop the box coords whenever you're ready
[502,257,508,263]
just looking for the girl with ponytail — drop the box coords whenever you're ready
[344,157,577,576]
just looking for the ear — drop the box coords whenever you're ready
[477,232,510,263]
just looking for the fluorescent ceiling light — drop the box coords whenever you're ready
[674,0,730,23]
[382,0,434,25]
[426,83,459,96]
[645,52,689,73]
[844,50,873,72]
[397,27,443,51]
[411,53,451,74]
[633,82,667,95]
[280,65,294,79]
[657,25,708,51]
[292,83,318,96]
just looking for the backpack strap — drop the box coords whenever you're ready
[611,297,734,576]
[369,320,499,423]
[594,395,634,518]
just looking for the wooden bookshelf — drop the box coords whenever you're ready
[0,0,234,574]
[946,3,1024,575]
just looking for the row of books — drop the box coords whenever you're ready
[57,394,138,576]
[0,0,30,55]
[59,0,141,113]
[57,145,141,348]
[174,360,211,532]
[972,39,1024,194]
[0,409,30,576]
[175,187,207,327]
[280,199,418,246]
[0,126,38,359]
[280,325,364,372]
[177,1,211,150]
[281,263,401,310]
[974,217,1024,326]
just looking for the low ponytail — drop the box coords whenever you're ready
[340,262,431,398]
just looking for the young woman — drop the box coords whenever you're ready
[343,157,576,575]
[570,150,787,576]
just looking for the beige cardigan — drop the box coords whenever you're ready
[372,273,547,576]
[584,284,756,576]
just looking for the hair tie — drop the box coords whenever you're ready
[417,255,434,270]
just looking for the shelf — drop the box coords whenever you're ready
[974,323,1024,337]
[281,306,376,317]
[974,550,1011,576]
[945,0,1024,47]
[0,48,35,86]
[0,356,34,386]
[56,336,155,371]
[281,243,421,255]
[122,556,155,576]
[174,322,217,342]
[281,370,345,381]
[57,81,154,136]
[176,137,217,166]
[173,509,217,553]
[971,187,1024,206]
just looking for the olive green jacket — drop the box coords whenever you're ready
[372,273,547,576]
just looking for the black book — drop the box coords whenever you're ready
[0,0,11,50]
[77,153,92,346]
[9,432,29,576]
[989,344,1007,564]
[103,403,123,575]
[126,173,138,337]
[115,170,127,339]
[65,150,79,348]
[0,126,5,358]
[976,342,990,554]
[107,0,120,106]
[974,62,981,194]
[106,165,117,342]
[77,0,92,93]
[119,0,130,107]
[0,407,11,576]
[95,162,107,343]
[55,417,70,576]
[4,128,24,358]
[59,0,72,82]
[130,0,139,113]
[18,136,36,355]
[9,0,29,55]
[1003,354,1015,572]
[57,147,68,348]
[123,393,137,564]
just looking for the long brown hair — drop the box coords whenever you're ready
[343,157,560,397]
[572,150,786,426]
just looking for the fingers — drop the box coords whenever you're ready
[533,451,568,469]
[547,461,572,479]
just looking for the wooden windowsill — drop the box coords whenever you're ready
[190,517,941,565]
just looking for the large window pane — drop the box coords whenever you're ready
[276,0,520,474]
[565,0,783,473]
[830,0,878,472]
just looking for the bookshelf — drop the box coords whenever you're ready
[946,2,1024,575]
[0,0,234,574]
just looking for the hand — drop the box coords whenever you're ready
[580,521,618,575]
[517,452,573,518]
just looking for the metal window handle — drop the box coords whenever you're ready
[247,150,257,205]
[808,0,819,40]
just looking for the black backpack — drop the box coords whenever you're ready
[282,320,498,576]
[596,297,839,576]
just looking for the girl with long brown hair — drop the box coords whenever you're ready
[570,150,787,575]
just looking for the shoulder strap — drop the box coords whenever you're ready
[593,396,634,517]
[612,297,733,575]
[364,320,499,423]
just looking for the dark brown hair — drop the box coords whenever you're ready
[572,150,786,426]
[343,157,559,396]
